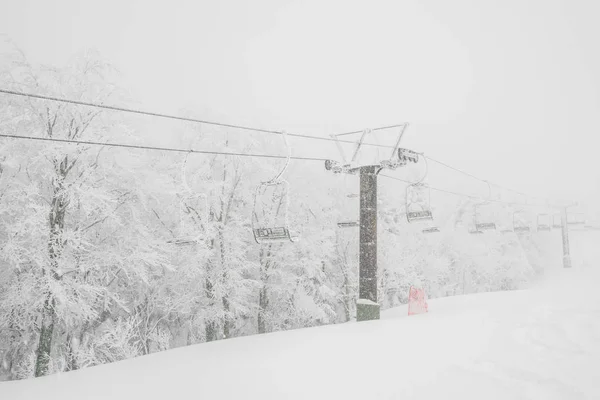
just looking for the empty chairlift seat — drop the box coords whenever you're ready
[252,181,298,244]
[406,184,434,223]
[405,183,439,233]
[513,211,532,233]
[552,214,562,229]
[537,213,552,231]
[472,203,497,233]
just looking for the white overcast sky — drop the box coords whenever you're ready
[1,0,599,216]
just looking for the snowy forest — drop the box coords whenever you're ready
[0,50,562,381]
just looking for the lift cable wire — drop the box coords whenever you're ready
[380,173,548,208]
[423,156,530,198]
[0,133,329,162]
[0,132,553,208]
[0,88,557,206]
[0,88,402,148]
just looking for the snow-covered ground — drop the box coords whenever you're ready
[2,233,599,400]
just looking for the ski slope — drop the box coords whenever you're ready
[2,237,600,399]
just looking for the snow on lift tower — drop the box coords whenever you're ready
[324,124,417,174]
[405,155,439,233]
[536,213,552,231]
[469,181,497,234]
[251,131,299,244]
[169,152,210,246]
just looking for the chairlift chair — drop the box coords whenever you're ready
[170,193,210,245]
[567,212,586,226]
[406,183,434,223]
[169,152,211,246]
[337,221,359,228]
[473,203,497,232]
[252,180,299,243]
[251,131,299,244]
[498,208,514,233]
[405,183,439,234]
[513,211,532,233]
[403,155,439,234]
[536,213,552,231]
[469,181,497,234]
[552,213,562,229]
[337,189,359,228]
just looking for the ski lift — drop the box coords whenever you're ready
[337,179,359,229]
[513,211,532,233]
[567,212,586,225]
[169,152,210,246]
[252,131,299,244]
[498,207,514,233]
[404,156,439,233]
[470,182,496,234]
[552,213,562,229]
[536,213,552,231]
[473,203,497,231]
[406,184,434,223]
[174,193,209,245]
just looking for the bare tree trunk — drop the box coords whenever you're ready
[216,161,239,340]
[35,155,70,377]
[217,228,232,339]
[222,294,231,339]
[35,295,56,376]
[204,276,217,342]
[65,333,78,371]
[341,270,351,322]
[258,285,268,334]
[257,246,272,334]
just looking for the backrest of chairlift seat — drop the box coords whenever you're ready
[254,227,290,241]
[407,210,433,222]
[514,226,531,232]
[476,222,496,230]
[422,227,439,234]
[338,221,359,228]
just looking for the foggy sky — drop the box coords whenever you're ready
[1,0,598,217]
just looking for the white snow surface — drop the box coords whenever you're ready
[2,240,600,399]
[356,298,379,305]
[2,267,599,400]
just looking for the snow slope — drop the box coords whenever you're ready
[2,238,600,399]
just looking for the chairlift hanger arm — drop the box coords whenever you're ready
[389,123,409,160]
[266,130,291,184]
